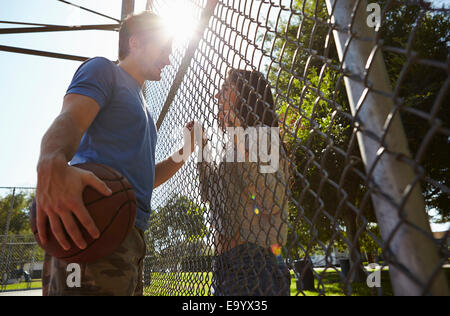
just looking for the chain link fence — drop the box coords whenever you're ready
[143,0,449,296]
[0,0,448,296]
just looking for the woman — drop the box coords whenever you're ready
[197,69,291,296]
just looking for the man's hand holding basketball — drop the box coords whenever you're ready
[36,155,112,251]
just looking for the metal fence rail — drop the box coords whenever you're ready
[143,0,449,296]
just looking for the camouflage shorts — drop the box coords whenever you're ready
[42,227,146,296]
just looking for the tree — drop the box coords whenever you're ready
[147,195,211,273]
[264,0,448,282]
[379,0,450,223]
[0,191,34,236]
[0,191,40,283]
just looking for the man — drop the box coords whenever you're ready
[36,11,196,296]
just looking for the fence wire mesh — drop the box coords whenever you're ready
[0,0,448,297]
[142,0,449,296]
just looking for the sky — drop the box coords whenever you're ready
[0,0,134,189]
[0,0,448,231]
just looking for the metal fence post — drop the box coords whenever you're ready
[121,0,135,20]
[146,0,153,11]
[1,188,15,247]
[324,0,448,295]
[0,188,15,289]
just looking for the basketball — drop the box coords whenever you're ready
[29,162,137,263]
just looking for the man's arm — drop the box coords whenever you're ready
[36,94,112,251]
[39,94,96,162]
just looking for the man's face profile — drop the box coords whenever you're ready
[131,27,173,81]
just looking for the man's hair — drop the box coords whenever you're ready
[118,11,165,61]
[226,69,278,128]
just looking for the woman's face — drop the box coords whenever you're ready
[215,81,241,130]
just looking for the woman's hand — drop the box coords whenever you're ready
[185,121,196,154]
[186,121,208,152]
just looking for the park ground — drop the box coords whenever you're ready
[0,265,450,296]
[1,266,449,296]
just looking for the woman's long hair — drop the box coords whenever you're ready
[225,69,292,186]
[226,69,278,128]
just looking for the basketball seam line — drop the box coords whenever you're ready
[84,188,134,207]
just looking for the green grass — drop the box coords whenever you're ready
[2,280,42,291]
[2,267,448,295]
[293,269,394,296]
[145,272,213,296]
[144,267,450,296]
[143,269,393,296]
[293,266,450,296]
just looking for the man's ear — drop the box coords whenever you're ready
[128,35,141,54]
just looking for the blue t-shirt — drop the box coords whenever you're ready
[66,57,157,232]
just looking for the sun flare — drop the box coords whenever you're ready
[158,1,198,40]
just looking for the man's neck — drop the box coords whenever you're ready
[118,58,145,87]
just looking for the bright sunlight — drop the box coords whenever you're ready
[152,0,199,40]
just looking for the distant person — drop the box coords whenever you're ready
[197,69,291,296]
[36,11,197,296]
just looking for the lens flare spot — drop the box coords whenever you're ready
[251,194,256,201]
[271,244,282,257]
[254,207,260,215]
